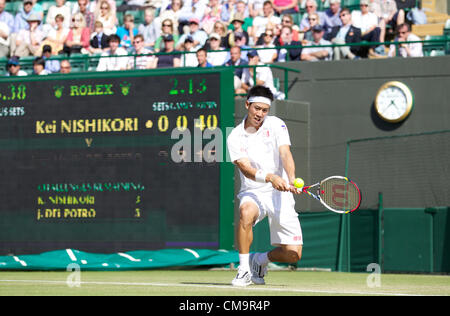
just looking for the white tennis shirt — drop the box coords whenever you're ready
[227,115,292,193]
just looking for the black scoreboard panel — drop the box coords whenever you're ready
[0,69,235,255]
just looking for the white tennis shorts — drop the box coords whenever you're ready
[238,190,303,246]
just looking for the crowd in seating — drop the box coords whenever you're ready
[0,0,432,94]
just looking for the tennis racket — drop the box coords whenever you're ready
[301,176,362,214]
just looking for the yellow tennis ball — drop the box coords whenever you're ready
[293,178,304,189]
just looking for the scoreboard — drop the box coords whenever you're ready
[0,68,235,255]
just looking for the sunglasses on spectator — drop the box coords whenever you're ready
[308,18,317,21]
[163,24,172,27]
[264,33,274,37]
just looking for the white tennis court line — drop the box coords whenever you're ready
[0,279,434,296]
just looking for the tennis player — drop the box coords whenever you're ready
[227,85,303,286]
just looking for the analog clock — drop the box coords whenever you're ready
[375,81,414,123]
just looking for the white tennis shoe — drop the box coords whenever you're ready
[250,253,268,285]
[231,267,252,287]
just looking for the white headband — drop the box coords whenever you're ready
[248,96,271,106]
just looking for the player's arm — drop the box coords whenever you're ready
[279,144,301,194]
[234,158,290,192]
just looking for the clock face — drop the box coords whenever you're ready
[375,82,413,123]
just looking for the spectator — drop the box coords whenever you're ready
[13,0,35,33]
[95,0,117,35]
[180,35,198,67]
[206,33,228,66]
[212,20,228,46]
[223,45,248,92]
[178,0,207,32]
[302,12,320,42]
[387,23,423,57]
[273,0,299,16]
[76,0,95,32]
[250,1,281,45]
[40,14,69,55]
[156,34,181,68]
[64,12,90,55]
[202,0,222,34]
[299,0,326,31]
[12,13,44,57]
[89,20,109,54]
[323,0,342,36]
[0,0,14,32]
[234,31,251,61]
[278,14,299,43]
[5,56,27,76]
[223,13,249,49]
[222,0,250,26]
[196,47,213,67]
[96,34,128,71]
[352,0,383,57]
[60,59,71,73]
[116,14,138,50]
[301,24,332,61]
[176,18,208,51]
[127,34,157,69]
[276,25,302,61]
[371,0,405,43]
[0,17,9,58]
[326,7,361,60]
[138,8,160,49]
[256,28,278,63]
[159,0,184,35]
[46,0,71,29]
[33,57,50,75]
[41,45,60,73]
[248,0,264,18]
[240,50,279,98]
[30,0,44,21]
[154,18,179,52]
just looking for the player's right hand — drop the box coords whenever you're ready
[268,174,291,192]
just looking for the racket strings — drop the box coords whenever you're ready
[321,179,360,212]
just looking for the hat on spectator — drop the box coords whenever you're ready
[209,33,221,40]
[23,0,33,4]
[312,25,324,32]
[26,13,42,22]
[329,0,341,3]
[42,45,52,53]
[189,17,200,25]
[234,31,245,39]
[247,50,259,58]
[163,34,174,41]
[184,35,194,43]
[231,13,245,24]
[360,0,369,5]
[7,56,20,66]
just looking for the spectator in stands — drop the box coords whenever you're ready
[30,0,44,22]
[196,47,213,67]
[202,0,222,34]
[301,24,332,61]
[159,0,184,35]
[248,0,264,18]
[256,28,278,63]
[127,34,157,69]
[352,0,383,57]
[13,0,35,33]
[223,45,248,93]
[0,17,10,58]
[156,34,181,68]
[138,8,160,49]
[176,18,208,51]
[154,19,179,53]
[96,34,128,71]
[40,14,69,55]
[76,0,95,32]
[326,7,361,60]
[371,0,405,43]
[239,49,280,98]
[279,14,299,43]
[0,0,14,32]
[276,25,302,61]
[46,0,71,29]
[221,0,250,26]
[387,23,423,57]
[89,20,109,54]
[323,0,342,36]
[212,20,228,46]
[5,56,27,76]
[180,35,198,67]
[178,0,207,33]
[95,0,117,35]
[41,45,60,73]
[64,12,90,55]
[116,14,138,50]
[302,12,321,42]
[223,13,249,49]
[60,59,71,73]
[33,56,50,75]
[206,32,228,66]
[299,0,325,32]
[12,13,44,57]
[250,1,281,45]
[273,0,299,16]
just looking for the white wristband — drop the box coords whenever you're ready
[255,170,268,183]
